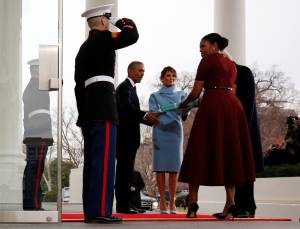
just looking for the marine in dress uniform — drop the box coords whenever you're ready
[22,59,53,210]
[74,4,139,223]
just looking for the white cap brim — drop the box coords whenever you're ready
[27,59,39,66]
[81,4,114,19]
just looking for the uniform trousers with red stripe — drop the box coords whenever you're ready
[23,143,48,210]
[81,121,117,218]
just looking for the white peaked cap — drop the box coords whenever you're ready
[81,4,114,20]
[27,59,39,66]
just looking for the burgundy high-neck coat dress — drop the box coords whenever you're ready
[179,53,256,186]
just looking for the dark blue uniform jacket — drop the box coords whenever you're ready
[75,22,139,127]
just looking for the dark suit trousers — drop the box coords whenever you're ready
[235,182,256,214]
[115,145,138,211]
[23,143,48,210]
[81,121,117,218]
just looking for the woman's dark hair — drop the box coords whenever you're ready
[202,33,229,51]
[160,66,177,80]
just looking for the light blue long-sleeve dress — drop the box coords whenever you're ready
[149,85,186,172]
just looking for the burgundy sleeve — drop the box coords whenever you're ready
[195,57,210,81]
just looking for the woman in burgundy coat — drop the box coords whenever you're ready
[179,33,255,219]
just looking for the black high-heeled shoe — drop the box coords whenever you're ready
[213,205,236,219]
[186,202,199,218]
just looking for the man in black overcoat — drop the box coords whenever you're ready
[115,61,159,213]
[235,64,264,218]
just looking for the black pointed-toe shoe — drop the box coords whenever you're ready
[186,202,199,218]
[213,205,237,219]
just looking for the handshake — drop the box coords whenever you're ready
[160,99,200,112]
[144,112,161,126]
[144,99,200,126]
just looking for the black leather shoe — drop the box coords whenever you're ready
[116,208,138,214]
[131,207,146,213]
[235,210,255,218]
[84,216,122,224]
[137,209,146,213]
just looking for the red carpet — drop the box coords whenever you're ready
[62,213,292,222]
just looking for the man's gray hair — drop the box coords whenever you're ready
[127,61,143,72]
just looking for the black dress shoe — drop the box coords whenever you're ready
[186,202,199,218]
[131,207,146,213]
[84,216,122,224]
[235,210,255,218]
[116,208,138,214]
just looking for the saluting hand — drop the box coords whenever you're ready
[115,18,136,30]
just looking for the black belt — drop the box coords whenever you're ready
[205,86,233,90]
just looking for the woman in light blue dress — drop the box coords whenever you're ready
[149,66,186,214]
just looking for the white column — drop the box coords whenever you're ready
[85,0,118,84]
[214,0,246,65]
[0,0,25,203]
